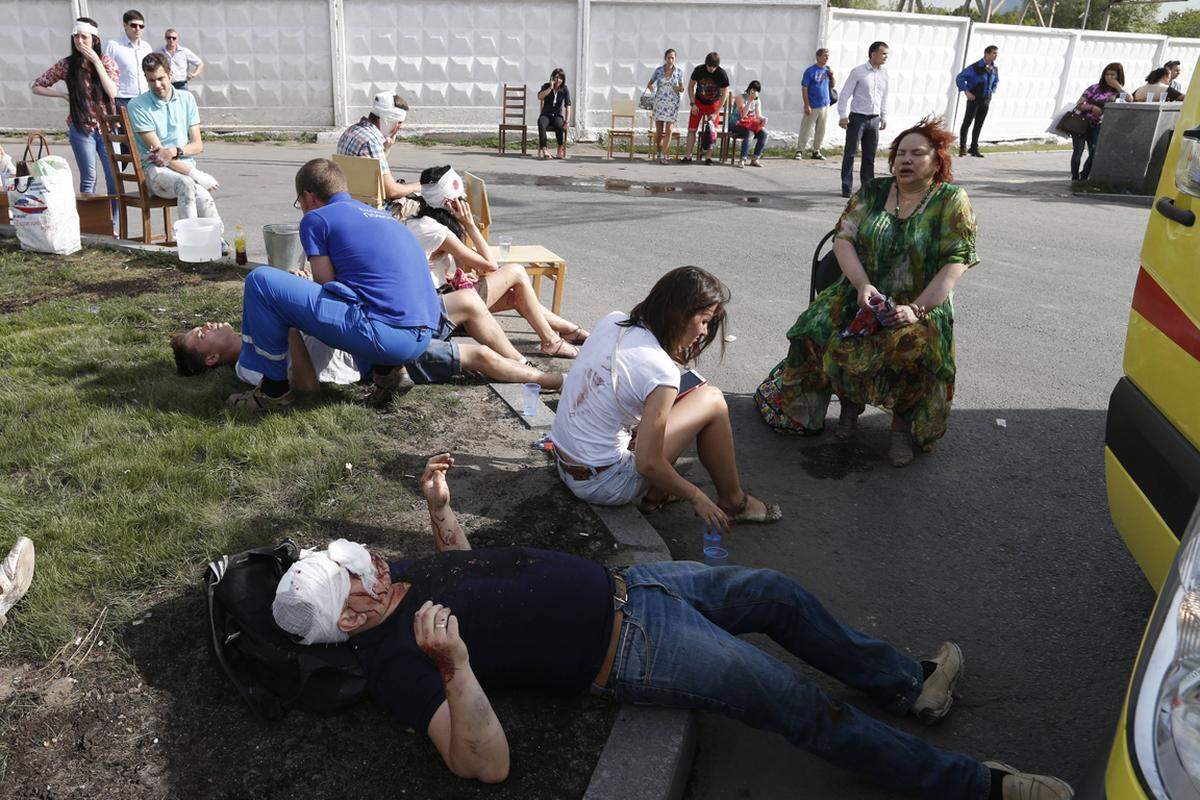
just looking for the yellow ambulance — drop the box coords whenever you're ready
[1090,66,1200,800]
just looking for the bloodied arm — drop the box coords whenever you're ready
[421,453,471,552]
[419,602,509,782]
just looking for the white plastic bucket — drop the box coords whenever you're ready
[174,218,223,262]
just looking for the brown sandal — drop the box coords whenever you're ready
[540,338,580,358]
[225,387,294,412]
[719,492,783,524]
[563,326,589,345]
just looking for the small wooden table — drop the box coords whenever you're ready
[496,244,568,315]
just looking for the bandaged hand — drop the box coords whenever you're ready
[414,601,468,682]
[189,168,221,191]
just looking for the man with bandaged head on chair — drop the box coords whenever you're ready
[273,455,1074,799]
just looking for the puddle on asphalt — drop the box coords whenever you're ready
[484,173,813,212]
[797,440,878,479]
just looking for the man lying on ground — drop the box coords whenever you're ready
[272,454,1074,800]
[169,314,563,392]
[336,90,421,217]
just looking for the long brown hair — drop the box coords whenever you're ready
[621,266,730,362]
[66,18,107,129]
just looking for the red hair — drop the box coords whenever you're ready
[888,116,955,184]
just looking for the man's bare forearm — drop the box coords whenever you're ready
[444,661,508,782]
[430,504,470,552]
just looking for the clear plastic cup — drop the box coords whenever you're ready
[702,523,728,564]
[498,235,512,259]
[522,382,541,416]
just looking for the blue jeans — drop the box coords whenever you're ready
[841,112,881,194]
[598,562,990,800]
[238,267,432,383]
[733,125,767,159]
[67,123,117,220]
[1071,125,1101,180]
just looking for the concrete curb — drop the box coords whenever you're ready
[0,224,241,266]
[584,501,697,800]
[488,382,554,429]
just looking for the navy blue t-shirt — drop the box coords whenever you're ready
[299,192,441,329]
[351,547,615,733]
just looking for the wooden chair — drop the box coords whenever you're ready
[607,99,638,160]
[332,153,385,209]
[98,106,176,245]
[498,84,529,155]
[716,94,741,164]
[462,171,491,242]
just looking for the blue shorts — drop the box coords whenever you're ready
[404,298,461,384]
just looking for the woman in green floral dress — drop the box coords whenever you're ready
[755,117,978,466]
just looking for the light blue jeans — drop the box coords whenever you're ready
[67,122,117,220]
[595,562,991,800]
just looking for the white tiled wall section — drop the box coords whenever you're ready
[585,1,822,133]
[1070,32,1164,101]
[2,0,76,130]
[85,0,334,126]
[962,25,1074,141]
[344,0,579,127]
[1166,39,1200,90]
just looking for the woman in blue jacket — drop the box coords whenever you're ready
[955,46,999,157]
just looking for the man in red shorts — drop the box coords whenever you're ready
[683,51,730,165]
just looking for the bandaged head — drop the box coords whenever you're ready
[419,167,466,209]
[272,539,379,645]
[371,91,407,128]
[72,20,100,38]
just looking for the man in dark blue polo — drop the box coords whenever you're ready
[227,158,441,411]
[955,46,999,158]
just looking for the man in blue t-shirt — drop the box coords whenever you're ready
[227,158,441,411]
[796,48,836,160]
[955,45,1000,157]
[271,454,1076,800]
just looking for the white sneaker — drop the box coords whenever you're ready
[735,159,746,168]
[0,537,35,629]
[794,151,805,160]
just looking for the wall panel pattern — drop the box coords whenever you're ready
[344,0,578,127]
[585,1,822,134]
[961,25,1074,141]
[85,0,334,126]
[2,1,77,130]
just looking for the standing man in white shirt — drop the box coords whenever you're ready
[103,9,154,111]
[160,28,203,91]
[837,41,890,198]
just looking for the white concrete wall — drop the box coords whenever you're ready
[344,0,578,129]
[585,0,822,135]
[3,0,77,130]
[824,8,969,146]
[2,1,1197,141]
[84,0,335,126]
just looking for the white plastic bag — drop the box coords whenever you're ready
[12,156,80,255]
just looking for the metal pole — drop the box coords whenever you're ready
[1103,3,1111,29]
[1081,0,1092,29]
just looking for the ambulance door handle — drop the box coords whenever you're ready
[1156,196,1195,227]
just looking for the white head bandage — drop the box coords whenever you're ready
[272,539,379,645]
[420,167,466,209]
[72,20,99,38]
[371,91,407,126]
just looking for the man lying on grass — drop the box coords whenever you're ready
[272,454,1074,800]
[169,307,564,395]
[189,158,554,411]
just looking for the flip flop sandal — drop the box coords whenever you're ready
[226,388,294,412]
[540,338,580,358]
[719,493,783,524]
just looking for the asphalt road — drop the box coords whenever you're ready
[11,137,1158,797]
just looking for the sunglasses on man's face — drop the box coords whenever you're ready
[128,22,145,29]
[165,35,177,40]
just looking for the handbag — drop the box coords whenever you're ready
[829,87,839,104]
[739,115,766,133]
[638,91,655,112]
[1055,110,1090,137]
[16,132,51,178]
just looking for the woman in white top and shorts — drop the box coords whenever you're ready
[406,165,589,358]
[550,266,782,532]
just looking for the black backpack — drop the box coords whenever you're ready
[204,539,367,720]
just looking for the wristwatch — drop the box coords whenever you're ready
[174,146,183,160]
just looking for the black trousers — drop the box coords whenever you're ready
[959,98,989,150]
[538,114,566,148]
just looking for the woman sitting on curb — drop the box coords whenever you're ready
[550,266,781,530]
[406,166,588,358]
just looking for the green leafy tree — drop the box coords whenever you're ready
[1160,8,1200,38]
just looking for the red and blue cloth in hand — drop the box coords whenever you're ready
[838,293,895,340]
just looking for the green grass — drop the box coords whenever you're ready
[0,243,431,659]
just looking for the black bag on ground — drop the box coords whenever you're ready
[204,539,367,720]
